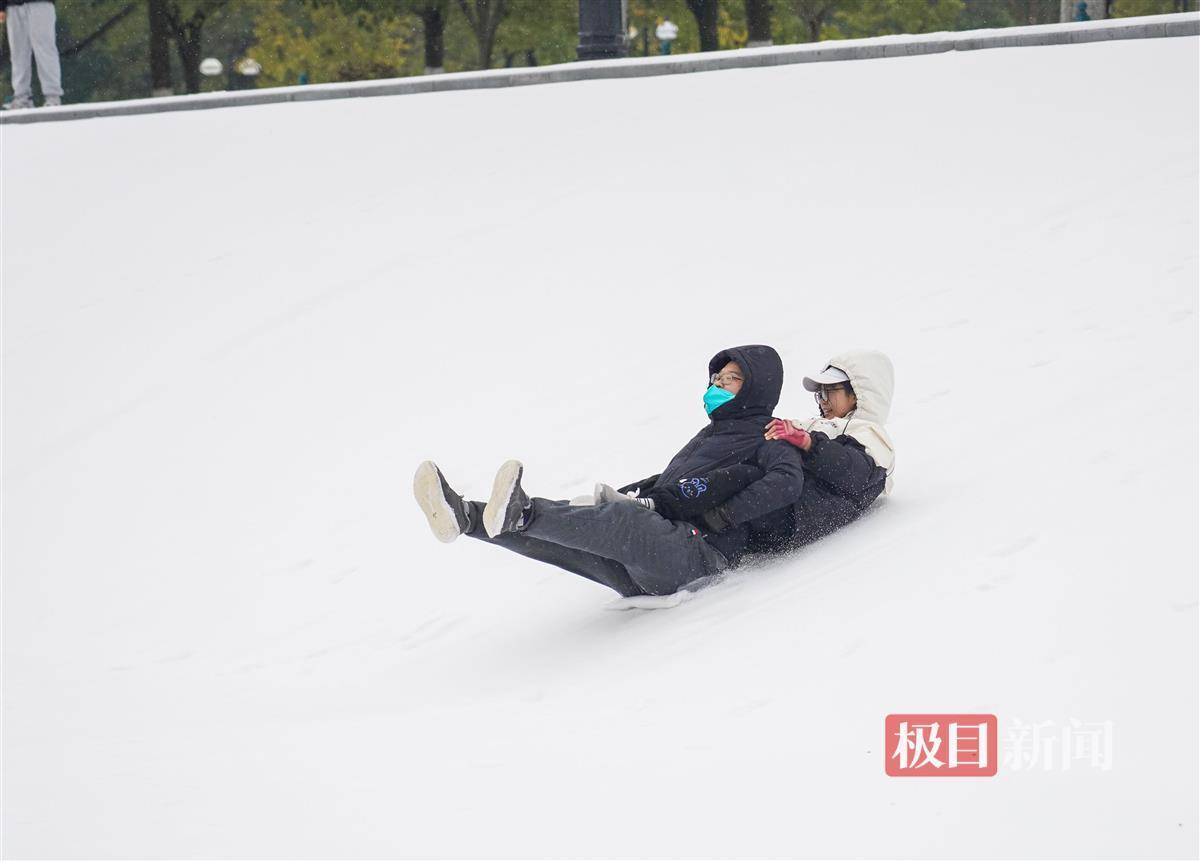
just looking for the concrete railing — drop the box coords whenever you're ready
[2,12,1196,126]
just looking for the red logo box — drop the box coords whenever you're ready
[885,713,998,776]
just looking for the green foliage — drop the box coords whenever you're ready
[957,0,1019,29]
[1111,0,1193,15]
[825,0,966,39]
[250,0,417,86]
[996,0,1061,25]
[493,0,576,67]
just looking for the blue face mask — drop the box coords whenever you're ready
[703,385,736,415]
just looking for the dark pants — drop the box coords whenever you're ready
[466,498,728,597]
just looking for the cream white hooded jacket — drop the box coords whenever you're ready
[797,350,896,495]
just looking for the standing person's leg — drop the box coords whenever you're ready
[27,1,62,104]
[5,4,35,108]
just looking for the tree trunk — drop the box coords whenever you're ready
[686,0,720,51]
[177,34,201,94]
[477,32,493,69]
[795,0,835,41]
[418,5,446,72]
[162,1,228,94]
[745,0,772,46]
[457,0,509,70]
[149,0,173,96]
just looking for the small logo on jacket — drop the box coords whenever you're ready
[677,477,708,499]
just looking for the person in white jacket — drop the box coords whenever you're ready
[754,349,895,547]
[768,349,895,492]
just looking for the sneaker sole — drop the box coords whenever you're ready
[483,460,523,539]
[413,461,462,544]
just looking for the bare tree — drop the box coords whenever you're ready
[456,0,510,69]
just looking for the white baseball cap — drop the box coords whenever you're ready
[802,365,851,391]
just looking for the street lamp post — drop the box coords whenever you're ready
[577,0,628,60]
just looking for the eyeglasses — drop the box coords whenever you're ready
[814,385,846,403]
[711,372,744,387]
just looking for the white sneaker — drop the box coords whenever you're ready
[483,460,530,538]
[3,96,34,111]
[413,461,472,543]
[43,96,62,107]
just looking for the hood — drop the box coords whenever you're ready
[706,344,784,421]
[823,349,894,424]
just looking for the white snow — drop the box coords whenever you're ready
[3,35,1198,858]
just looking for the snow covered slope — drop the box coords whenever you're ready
[3,35,1197,859]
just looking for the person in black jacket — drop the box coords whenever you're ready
[413,345,806,597]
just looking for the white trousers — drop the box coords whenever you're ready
[6,1,62,100]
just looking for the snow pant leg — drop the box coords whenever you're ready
[463,501,648,598]
[521,498,728,596]
[6,4,34,101]
[27,2,62,98]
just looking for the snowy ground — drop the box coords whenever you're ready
[2,34,1198,859]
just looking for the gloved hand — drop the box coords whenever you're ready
[764,418,812,451]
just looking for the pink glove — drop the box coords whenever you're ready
[764,418,812,451]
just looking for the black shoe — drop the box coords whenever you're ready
[483,460,531,538]
[413,461,472,543]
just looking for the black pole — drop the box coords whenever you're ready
[577,0,628,60]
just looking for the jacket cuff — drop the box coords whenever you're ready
[800,430,829,460]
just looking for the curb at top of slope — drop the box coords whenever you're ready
[1,12,1197,127]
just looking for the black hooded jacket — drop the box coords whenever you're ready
[623,345,806,565]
